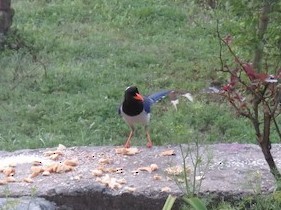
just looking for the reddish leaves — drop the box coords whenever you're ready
[242,63,257,81]
[220,53,281,119]
[242,63,270,82]
[222,59,278,94]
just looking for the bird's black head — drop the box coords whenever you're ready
[124,86,144,102]
[122,86,144,116]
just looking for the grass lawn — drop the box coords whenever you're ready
[0,0,258,151]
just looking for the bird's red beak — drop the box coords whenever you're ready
[134,93,144,101]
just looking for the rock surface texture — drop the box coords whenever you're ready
[0,143,280,210]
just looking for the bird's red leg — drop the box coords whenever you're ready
[124,130,133,148]
[145,126,153,148]
[146,131,153,148]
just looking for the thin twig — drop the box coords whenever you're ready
[180,144,190,195]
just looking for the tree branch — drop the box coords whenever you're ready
[253,0,272,72]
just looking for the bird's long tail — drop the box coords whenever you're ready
[147,90,172,105]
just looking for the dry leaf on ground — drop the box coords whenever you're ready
[171,99,179,110]
[182,93,194,102]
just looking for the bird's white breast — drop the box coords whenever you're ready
[120,108,150,126]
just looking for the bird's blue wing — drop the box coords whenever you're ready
[143,90,171,113]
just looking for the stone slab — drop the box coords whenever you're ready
[0,143,280,209]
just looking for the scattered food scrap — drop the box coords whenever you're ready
[3,167,15,177]
[24,158,78,183]
[73,175,82,180]
[96,174,126,190]
[43,144,66,160]
[124,186,136,193]
[23,177,34,183]
[195,175,205,181]
[31,166,44,174]
[5,176,16,183]
[91,169,103,177]
[153,174,162,180]
[42,171,51,176]
[100,167,123,174]
[43,150,63,160]
[161,186,171,192]
[165,165,191,176]
[115,147,140,156]
[91,166,124,177]
[135,164,158,173]
[8,162,17,167]
[98,158,112,165]
[57,144,67,151]
[32,161,42,166]
[44,162,75,174]
[160,149,176,156]
[0,180,8,185]
[63,159,78,167]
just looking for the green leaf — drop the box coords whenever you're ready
[162,195,177,210]
[183,197,207,210]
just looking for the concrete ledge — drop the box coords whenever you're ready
[0,197,56,210]
[0,144,280,209]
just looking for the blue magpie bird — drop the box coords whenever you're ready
[119,86,171,148]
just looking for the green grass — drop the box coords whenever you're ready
[0,0,266,151]
[205,192,281,210]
